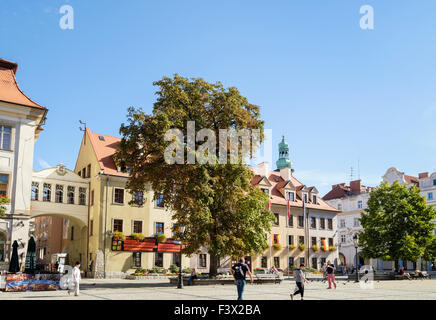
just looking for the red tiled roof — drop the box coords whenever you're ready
[86,128,129,177]
[0,59,45,109]
[404,175,418,185]
[251,169,338,212]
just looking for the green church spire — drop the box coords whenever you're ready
[276,135,292,170]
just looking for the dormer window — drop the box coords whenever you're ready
[303,193,308,203]
[98,136,105,141]
[286,191,295,201]
[261,188,269,195]
[313,195,317,204]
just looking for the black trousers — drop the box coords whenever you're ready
[293,282,304,297]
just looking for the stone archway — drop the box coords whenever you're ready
[30,212,88,272]
[339,253,346,265]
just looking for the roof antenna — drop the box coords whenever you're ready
[357,159,360,180]
[79,120,86,131]
[349,166,354,183]
[79,120,87,144]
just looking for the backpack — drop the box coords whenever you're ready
[233,264,246,280]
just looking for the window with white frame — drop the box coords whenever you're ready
[354,218,360,227]
[67,186,75,204]
[113,188,124,204]
[155,193,164,207]
[133,220,143,234]
[338,203,342,211]
[357,200,363,209]
[79,187,87,205]
[55,185,63,203]
[31,182,39,201]
[199,254,207,268]
[428,193,433,200]
[340,235,346,243]
[339,219,345,228]
[286,191,295,201]
[133,191,144,206]
[0,126,12,150]
[43,183,51,202]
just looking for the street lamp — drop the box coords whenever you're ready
[177,224,186,289]
[353,234,359,282]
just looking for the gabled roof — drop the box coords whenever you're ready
[251,168,338,212]
[86,128,129,177]
[252,174,272,187]
[0,59,45,109]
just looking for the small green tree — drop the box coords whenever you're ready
[359,181,436,262]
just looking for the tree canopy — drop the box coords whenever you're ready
[115,75,275,275]
[359,181,436,262]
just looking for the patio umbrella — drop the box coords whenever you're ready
[8,240,19,273]
[25,237,36,274]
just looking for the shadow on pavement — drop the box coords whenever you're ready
[80,282,174,290]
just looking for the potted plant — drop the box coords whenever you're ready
[131,233,145,241]
[273,243,282,250]
[311,244,319,252]
[113,231,126,241]
[156,233,167,242]
[329,246,337,251]
[288,244,296,250]
[320,246,328,252]
[0,196,10,217]
[298,243,305,251]
[169,264,180,274]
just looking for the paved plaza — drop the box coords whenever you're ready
[1,278,435,300]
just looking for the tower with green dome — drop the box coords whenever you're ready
[276,136,292,170]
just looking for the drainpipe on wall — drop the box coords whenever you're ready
[86,180,90,277]
[103,174,109,279]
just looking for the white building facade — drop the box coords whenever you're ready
[323,180,374,269]
[0,59,47,270]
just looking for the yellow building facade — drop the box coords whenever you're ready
[74,128,190,278]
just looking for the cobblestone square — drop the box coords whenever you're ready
[1,278,435,300]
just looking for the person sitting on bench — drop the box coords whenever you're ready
[187,268,198,286]
[400,267,411,280]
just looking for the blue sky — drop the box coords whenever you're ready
[1,0,435,195]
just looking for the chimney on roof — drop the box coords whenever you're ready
[280,167,292,181]
[0,59,18,74]
[350,180,361,194]
[258,162,269,177]
[418,172,429,179]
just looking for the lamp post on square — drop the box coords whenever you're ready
[177,224,186,289]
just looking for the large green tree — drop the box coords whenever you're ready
[359,181,436,263]
[115,75,275,276]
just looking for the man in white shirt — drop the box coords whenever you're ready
[68,262,81,296]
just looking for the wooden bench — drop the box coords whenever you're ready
[169,275,283,286]
[254,273,283,284]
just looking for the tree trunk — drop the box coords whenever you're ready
[209,254,219,278]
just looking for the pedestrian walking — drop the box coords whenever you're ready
[230,258,253,300]
[290,264,309,300]
[68,261,81,296]
[326,260,337,289]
